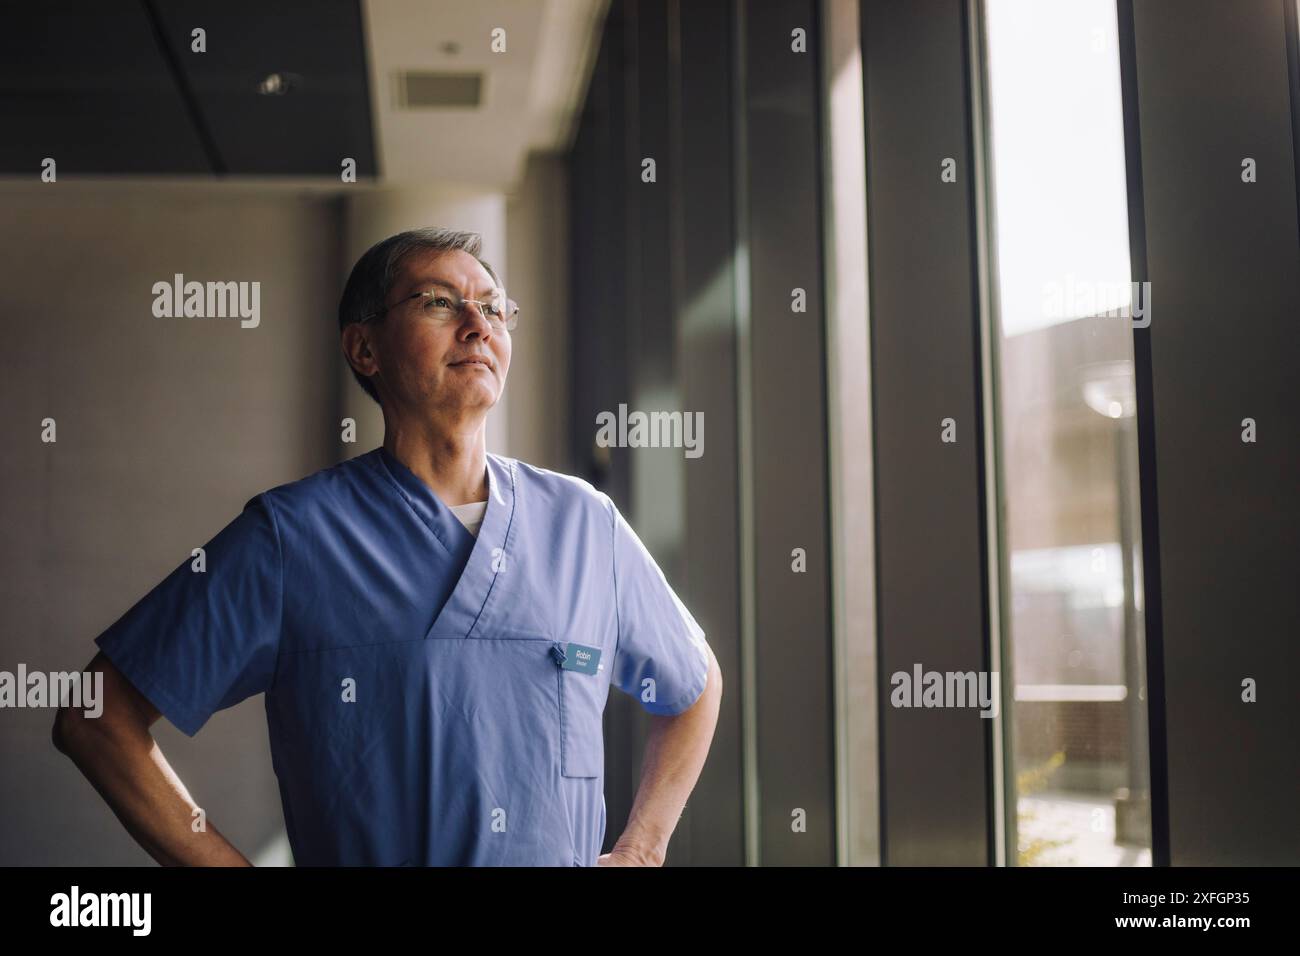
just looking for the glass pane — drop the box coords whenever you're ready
[984,0,1152,866]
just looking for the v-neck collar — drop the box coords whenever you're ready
[375,445,481,558]
[369,446,517,639]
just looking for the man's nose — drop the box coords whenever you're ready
[456,302,494,339]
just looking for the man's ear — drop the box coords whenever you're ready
[342,324,378,374]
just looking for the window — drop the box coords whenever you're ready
[983,0,1152,866]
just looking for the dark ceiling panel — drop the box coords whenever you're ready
[150,0,377,177]
[0,1,212,175]
[0,0,376,178]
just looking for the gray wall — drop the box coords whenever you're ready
[0,183,342,865]
[1125,0,1300,865]
[861,0,993,865]
[743,0,837,866]
[566,0,837,865]
[505,153,573,473]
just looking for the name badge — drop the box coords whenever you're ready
[559,642,602,676]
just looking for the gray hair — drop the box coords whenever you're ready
[337,226,501,405]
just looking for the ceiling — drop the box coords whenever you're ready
[365,0,608,187]
[0,0,606,189]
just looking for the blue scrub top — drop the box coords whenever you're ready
[94,448,711,866]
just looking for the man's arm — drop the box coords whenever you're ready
[601,646,723,867]
[52,651,251,866]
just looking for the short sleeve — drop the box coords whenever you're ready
[94,493,284,737]
[609,499,711,716]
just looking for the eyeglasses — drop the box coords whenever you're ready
[361,286,519,331]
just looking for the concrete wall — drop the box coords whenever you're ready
[0,183,343,865]
[505,153,571,473]
[0,163,572,864]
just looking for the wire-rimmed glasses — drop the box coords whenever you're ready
[361,285,519,331]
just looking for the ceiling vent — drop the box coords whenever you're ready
[394,71,483,109]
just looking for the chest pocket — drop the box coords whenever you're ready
[550,641,607,778]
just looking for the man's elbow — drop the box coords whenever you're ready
[701,649,723,705]
[53,704,102,759]
[52,705,77,756]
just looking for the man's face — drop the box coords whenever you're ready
[365,249,511,418]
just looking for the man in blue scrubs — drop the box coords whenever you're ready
[53,227,722,867]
